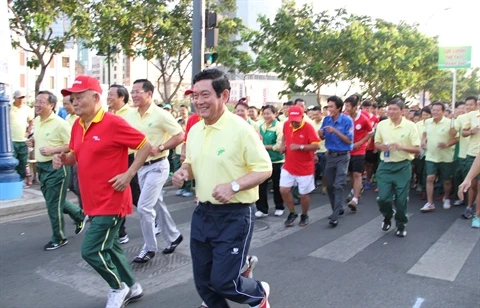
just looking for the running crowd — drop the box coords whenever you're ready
[8,69,480,308]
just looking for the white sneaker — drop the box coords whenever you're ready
[255,210,268,218]
[443,199,451,209]
[119,235,129,244]
[105,283,130,308]
[175,189,184,196]
[274,209,284,216]
[126,282,143,303]
[420,203,435,212]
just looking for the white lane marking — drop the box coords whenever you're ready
[413,297,425,308]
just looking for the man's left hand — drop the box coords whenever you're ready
[39,147,53,156]
[108,172,133,191]
[353,142,362,150]
[212,183,235,203]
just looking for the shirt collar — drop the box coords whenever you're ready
[201,109,229,130]
[115,103,129,114]
[40,111,57,123]
[79,108,105,129]
[290,120,305,132]
[354,111,361,121]
[387,117,406,127]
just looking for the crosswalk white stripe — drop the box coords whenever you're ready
[407,219,480,282]
[309,213,414,262]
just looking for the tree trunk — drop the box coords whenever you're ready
[316,81,322,106]
[35,64,48,97]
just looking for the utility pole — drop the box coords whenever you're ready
[192,0,205,81]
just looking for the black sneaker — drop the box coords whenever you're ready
[382,216,392,231]
[329,219,338,227]
[284,212,298,227]
[299,214,309,226]
[163,234,183,254]
[44,239,68,251]
[133,250,155,263]
[395,228,407,237]
[75,215,89,235]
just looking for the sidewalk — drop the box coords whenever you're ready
[0,179,173,217]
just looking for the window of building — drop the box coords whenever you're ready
[64,77,68,88]
[20,74,25,87]
[49,76,54,89]
[62,57,70,68]
[19,52,25,66]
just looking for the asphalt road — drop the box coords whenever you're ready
[1,185,479,308]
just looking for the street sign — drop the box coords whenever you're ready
[438,46,472,69]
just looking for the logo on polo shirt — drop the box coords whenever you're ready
[45,133,50,137]
[148,123,153,127]
[355,124,362,130]
[93,136,101,141]
[217,147,225,156]
[299,134,305,138]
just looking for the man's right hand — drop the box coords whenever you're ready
[25,138,34,147]
[173,169,189,188]
[52,152,67,170]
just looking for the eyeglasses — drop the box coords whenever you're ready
[130,90,146,95]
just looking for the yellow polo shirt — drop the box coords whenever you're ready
[247,119,260,134]
[114,104,134,155]
[454,113,470,159]
[278,114,287,122]
[185,110,272,204]
[424,117,455,163]
[375,117,420,162]
[65,114,79,127]
[415,120,426,137]
[10,104,34,142]
[126,103,183,161]
[34,112,71,162]
[313,119,327,153]
[463,110,480,157]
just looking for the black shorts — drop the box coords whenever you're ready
[365,150,379,164]
[348,155,365,173]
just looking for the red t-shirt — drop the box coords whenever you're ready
[69,110,147,217]
[366,113,379,151]
[283,121,320,176]
[184,114,202,142]
[351,112,373,156]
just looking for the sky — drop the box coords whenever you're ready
[309,0,479,67]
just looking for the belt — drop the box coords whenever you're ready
[199,201,251,210]
[328,151,349,157]
[143,157,166,166]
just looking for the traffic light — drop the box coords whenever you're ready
[204,52,218,67]
[205,9,221,48]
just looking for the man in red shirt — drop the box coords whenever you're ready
[53,75,151,308]
[361,100,380,190]
[280,105,320,227]
[344,95,373,211]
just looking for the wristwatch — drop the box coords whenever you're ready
[231,181,240,193]
[300,145,305,150]
[159,144,165,151]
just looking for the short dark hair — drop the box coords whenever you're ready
[413,111,421,117]
[284,101,293,106]
[465,96,478,102]
[372,103,378,109]
[193,68,231,98]
[133,79,155,94]
[312,106,321,111]
[262,105,277,114]
[38,90,57,112]
[455,101,465,108]
[431,101,446,111]
[421,106,432,115]
[345,94,361,108]
[387,98,405,110]
[109,84,129,104]
[322,106,328,110]
[235,102,249,109]
[327,96,344,110]
[179,104,188,109]
[361,100,373,108]
[294,98,305,105]
[248,106,258,111]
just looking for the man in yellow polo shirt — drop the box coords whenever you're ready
[107,84,138,245]
[420,102,458,212]
[375,98,420,238]
[173,69,272,308]
[450,97,476,207]
[10,90,34,185]
[127,79,184,263]
[63,95,78,127]
[461,97,480,226]
[28,91,86,250]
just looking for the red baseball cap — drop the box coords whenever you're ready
[184,88,194,95]
[288,105,304,122]
[61,75,103,96]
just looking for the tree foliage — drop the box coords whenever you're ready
[424,68,480,102]
[9,0,90,95]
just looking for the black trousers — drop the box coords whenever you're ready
[256,163,284,214]
[191,203,264,307]
[119,154,141,237]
